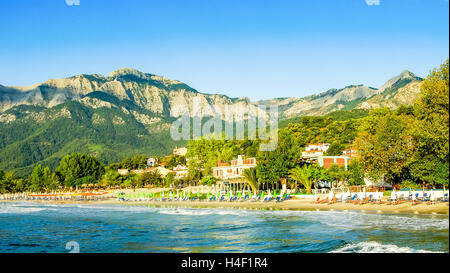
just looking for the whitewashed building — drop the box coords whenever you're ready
[212,155,257,180]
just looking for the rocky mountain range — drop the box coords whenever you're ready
[0,68,423,175]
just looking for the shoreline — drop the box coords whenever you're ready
[4,198,449,215]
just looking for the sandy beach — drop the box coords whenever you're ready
[104,198,450,215]
[6,194,448,215]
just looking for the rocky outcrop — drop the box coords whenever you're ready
[0,68,423,119]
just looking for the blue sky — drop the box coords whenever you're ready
[0,0,448,100]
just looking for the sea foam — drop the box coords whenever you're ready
[330,241,439,253]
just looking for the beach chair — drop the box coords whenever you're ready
[276,194,285,202]
[263,195,273,202]
[345,195,357,203]
[319,196,329,204]
[386,198,400,205]
[328,196,337,204]
[251,194,260,202]
[420,193,430,202]
[313,196,322,203]
[359,196,371,205]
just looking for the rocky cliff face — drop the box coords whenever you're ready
[1,68,422,119]
[0,68,258,119]
[257,70,422,118]
[357,71,423,110]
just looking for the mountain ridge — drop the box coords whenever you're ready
[1,68,421,114]
[0,68,423,176]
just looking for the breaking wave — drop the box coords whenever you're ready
[330,241,439,253]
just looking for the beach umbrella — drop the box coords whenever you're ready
[391,188,397,200]
[327,190,333,201]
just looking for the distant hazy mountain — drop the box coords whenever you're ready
[258,70,422,118]
[0,68,422,175]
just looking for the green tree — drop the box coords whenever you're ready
[56,153,105,187]
[326,142,345,156]
[289,165,315,193]
[29,165,54,192]
[243,168,258,195]
[348,159,365,186]
[411,59,449,188]
[138,171,163,187]
[104,170,127,187]
[355,109,416,186]
[256,130,300,186]
[0,171,23,193]
[164,172,176,187]
[200,175,217,186]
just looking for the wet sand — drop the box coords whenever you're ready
[10,197,447,215]
[3,186,449,215]
[107,198,450,215]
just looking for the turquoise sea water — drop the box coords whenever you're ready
[0,202,448,253]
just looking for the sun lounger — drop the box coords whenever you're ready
[263,196,272,202]
[358,197,371,205]
[386,199,400,205]
[276,195,285,202]
[251,195,260,202]
[328,197,337,204]
[345,195,357,203]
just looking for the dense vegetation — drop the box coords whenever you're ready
[0,99,186,176]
